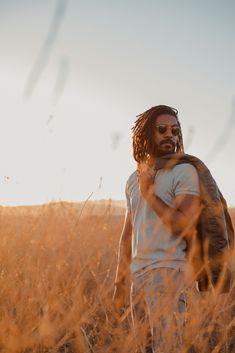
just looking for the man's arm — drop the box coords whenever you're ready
[114,210,132,284]
[138,164,201,237]
[112,210,132,311]
[146,192,201,237]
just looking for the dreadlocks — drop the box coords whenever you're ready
[132,105,184,163]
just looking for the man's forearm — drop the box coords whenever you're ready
[145,193,193,236]
[115,212,132,284]
[115,237,131,284]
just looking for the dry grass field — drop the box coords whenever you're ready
[0,201,234,353]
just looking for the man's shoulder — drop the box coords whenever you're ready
[169,164,200,188]
[126,170,137,185]
[169,163,200,196]
[171,162,199,175]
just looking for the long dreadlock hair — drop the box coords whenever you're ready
[132,105,184,163]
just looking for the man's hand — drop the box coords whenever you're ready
[137,162,156,200]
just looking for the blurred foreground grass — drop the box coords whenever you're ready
[0,201,234,353]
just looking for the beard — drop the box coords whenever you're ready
[152,139,176,157]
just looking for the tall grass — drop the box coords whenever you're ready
[0,201,234,352]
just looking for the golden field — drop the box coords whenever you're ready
[0,200,235,353]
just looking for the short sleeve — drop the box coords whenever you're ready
[173,164,200,197]
[125,180,131,211]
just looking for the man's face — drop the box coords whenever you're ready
[152,114,180,157]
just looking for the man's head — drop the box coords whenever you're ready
[132,105,184,162]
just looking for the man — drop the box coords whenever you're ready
[113,105,232,353]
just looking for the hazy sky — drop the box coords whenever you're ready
[0,0,235,206]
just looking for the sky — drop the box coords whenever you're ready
[0,0,235,206]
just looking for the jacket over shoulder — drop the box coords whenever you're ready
[154,153,234,293]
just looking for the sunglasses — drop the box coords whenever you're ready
[155,124,180,136]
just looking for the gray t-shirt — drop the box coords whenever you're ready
[125,163,200,275]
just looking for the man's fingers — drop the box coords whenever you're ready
[149,168,156,177]
[138,170,156,180]
[137,163,156,176]
[137,162,149,173]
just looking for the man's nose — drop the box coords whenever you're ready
[164,127,173,138]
